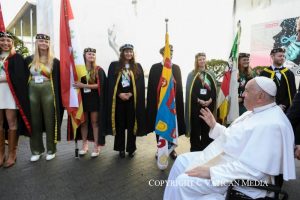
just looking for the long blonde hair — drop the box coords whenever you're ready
[31,40,54,70]
[83,52,97,84]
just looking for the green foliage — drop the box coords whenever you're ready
[206,59,228,81]
[253,66,267,76]
[7,31,30,57]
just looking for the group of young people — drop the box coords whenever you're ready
[0,30,299,170]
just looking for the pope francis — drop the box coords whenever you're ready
[164,77,296,200]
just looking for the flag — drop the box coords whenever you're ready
[60,0,86,137]
[0,3,5,32]
[217,21,241,124]
[37,0,54,52]
[155,30,178,170]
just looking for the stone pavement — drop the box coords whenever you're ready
[0,120,299,200]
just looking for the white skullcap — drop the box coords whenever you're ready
[254,77,277,96]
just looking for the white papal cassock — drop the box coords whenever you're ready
[164,103,295,200]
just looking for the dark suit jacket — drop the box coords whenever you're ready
[287,91,300,145]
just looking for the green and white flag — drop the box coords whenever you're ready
[227,21,241,124]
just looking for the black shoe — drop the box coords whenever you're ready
[128,152,135,158]
[155,151,158,160]
[170,150,177,160]
[119,151,125,158]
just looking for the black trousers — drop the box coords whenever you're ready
[190,113,212,152]
[114,98,136,153]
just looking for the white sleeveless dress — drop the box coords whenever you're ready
[0,54,17,109]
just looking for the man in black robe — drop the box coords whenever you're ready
[287,89,300,160]
[146,45,185,160]
[260,47,296,113]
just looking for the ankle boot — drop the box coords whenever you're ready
[0,130,5,167]
[4,130,18,168]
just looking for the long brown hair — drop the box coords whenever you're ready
[238,59,252,79]
[117,50,140,77]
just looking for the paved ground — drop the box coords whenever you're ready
[0,120,299,200]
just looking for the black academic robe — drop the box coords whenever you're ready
[67,67,107,145]
[146,62,186,135]
[238,73,253,115]
[3,53,31,136]
[25,56,64,141]
[260,66,296,112]
[107,61,146,136]
[287,91,300,145]
[185,70,217,137]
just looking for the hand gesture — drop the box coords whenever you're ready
[199,107,216,128]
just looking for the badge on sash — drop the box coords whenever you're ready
[200,89,207,95]
[84,88,91,93]
[121,71,131,88]
[122,79,130,88]
[35,76,44,84]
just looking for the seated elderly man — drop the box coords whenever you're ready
[164,77,296,200]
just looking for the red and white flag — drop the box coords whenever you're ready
[0,3,5,32]
[60,0,86,137]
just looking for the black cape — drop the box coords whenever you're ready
[3,53,31,136]
[185,70,217,137]
[67,67,107,145]
[146,62,186,135]
[4,53,31,136]
[260,66,296,111]
[25,56,64,141]
[107,61,146,136]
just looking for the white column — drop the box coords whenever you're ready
[20,19,23,41]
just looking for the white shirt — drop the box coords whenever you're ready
[271,65,284,80]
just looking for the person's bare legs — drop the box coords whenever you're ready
[79,113,89,155]
[90,112,100,157]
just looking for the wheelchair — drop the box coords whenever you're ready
[225,175,288,200]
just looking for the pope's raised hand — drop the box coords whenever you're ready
[199,107,216,129]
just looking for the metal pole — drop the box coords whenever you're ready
[165,18,168,33]
[30,8,33,53]
[75,139,79,158]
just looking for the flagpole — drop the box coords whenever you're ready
[75,138,79,158]
[165,18,168,33]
